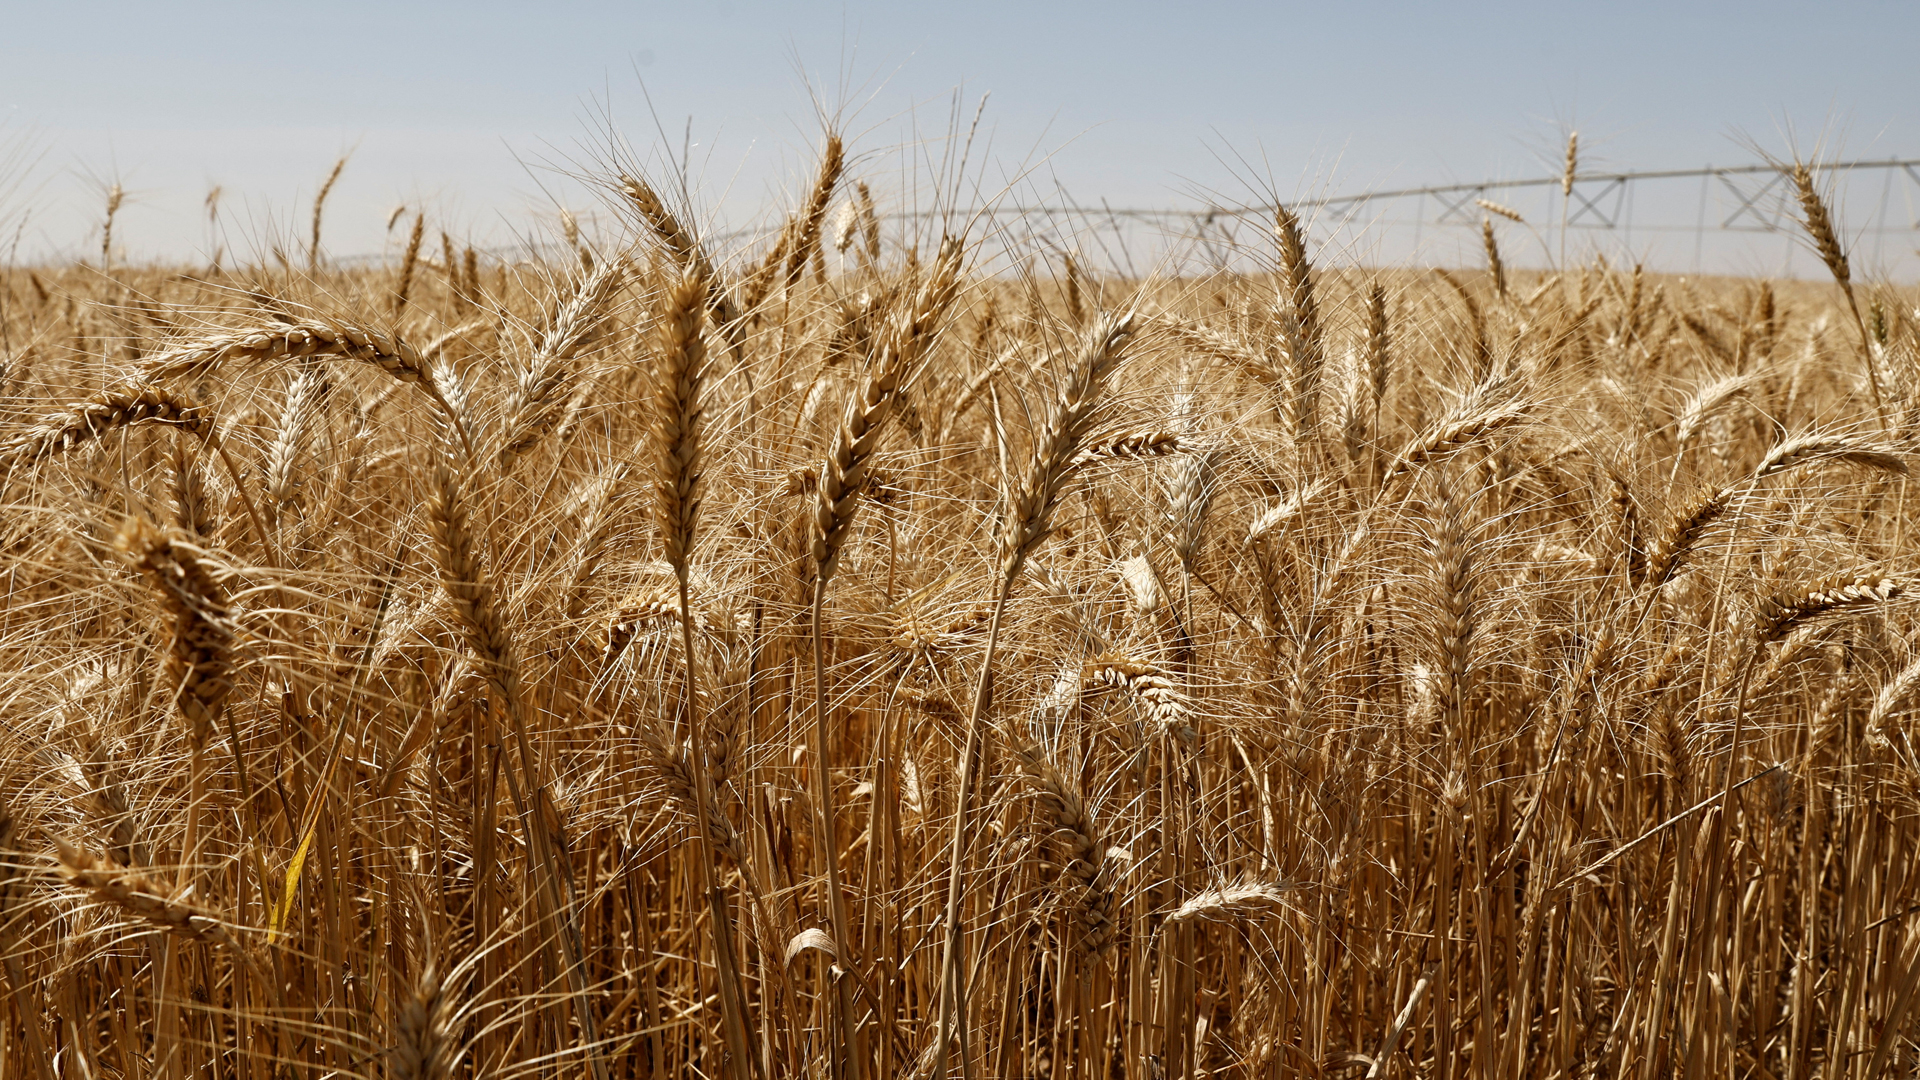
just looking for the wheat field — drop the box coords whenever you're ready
[0,138,1917,1080]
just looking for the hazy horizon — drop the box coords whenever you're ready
[5,1,1917,277]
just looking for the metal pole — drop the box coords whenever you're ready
[1694,168,1710,274]
[1875,164,1894,270]
[1622,175,1635,262]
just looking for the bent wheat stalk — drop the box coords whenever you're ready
[424,371,611,1080]
[806,242,962,1077]
[935,311,1134,1077]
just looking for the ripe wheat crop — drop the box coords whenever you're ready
[0,133,1917,1080]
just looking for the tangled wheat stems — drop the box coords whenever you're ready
[4,136,1920,1080]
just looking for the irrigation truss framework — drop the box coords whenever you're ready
[343,156,1920,281]
[855,156,1920,280]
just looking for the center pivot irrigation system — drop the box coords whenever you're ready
[864,156,1920,279]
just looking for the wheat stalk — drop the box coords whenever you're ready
[424,369,612,1080]
[804,239,963,1080]
[935,311,1135,1075]
[640,259,757,1080]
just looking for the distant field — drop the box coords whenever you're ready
[0,141,1916,1079]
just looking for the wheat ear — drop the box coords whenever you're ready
[1165,446,1222,575]
[1866,657,1920,755]
[1007,743,1118,956]
[783,134,844,293]
[427,376,521,722]
[116,518,233,750]
[308,155,346,270]
[140,316,429,385]
[938,343,1019,444]
[810,341,905,585]
[1673,373,1760,452]
[812,237,964,584]
[1382,381,1530,489]
[394,213,425,312]
[625,178,743,321]
[1365,284,1391,418]
[631,723,748,867]
[1789,161,1888,428]
[1606,469,1646,586]
[1275,207,1324,378]
[1166,879,1297,925]
[1477,198,1525,224]
[650,264,707,578]
[1159,318,1276,388]
[999,314,1138,582]
[498,257,628,470]
[1427,482,1479,741]
[392,965,454,1080]
[1643,485,1731,590]
[1751,433,1908,482]
[1088,656,1197,743]
[170,434,219,543]
[55,838,240,949]
[856,180,881,264]
[1,384,208,471]
[263,365,328,519]
[562,468,626,620]
[1434,268,1493,379]
[1481,217,1508,298]
[1248,479,1331,545]
[1070,430,1183,470]
[1276,205,1325,438]
[1754,577,1901,643]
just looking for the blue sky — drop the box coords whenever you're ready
[4,1,1917,272]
